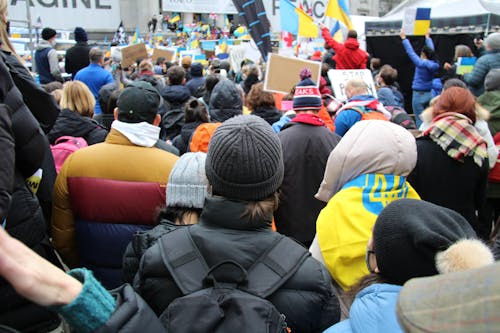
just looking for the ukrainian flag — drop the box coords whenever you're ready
[325,0,353,30]
[280,0,318,38]
[169,14,180,24]
[131,26,141,44]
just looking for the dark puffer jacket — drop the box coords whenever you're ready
[0,54,61,332]
[134,196,340,333]
[48,108,109,145]
[0,104,14,220]
[160,85,191,140]
[171,121,203,155]
[209,80,242,122]
[251,106,282,125]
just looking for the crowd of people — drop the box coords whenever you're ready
[1,0,500,330]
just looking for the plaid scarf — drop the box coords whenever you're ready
[423,112,488,167]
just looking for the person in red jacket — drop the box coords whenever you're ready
[319,23,368,70]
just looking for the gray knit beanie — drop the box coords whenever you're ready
[485,68,500,91]
[485,32,500,50]
[166,152,208,209]
[206,115,284,201]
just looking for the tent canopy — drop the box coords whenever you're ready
[366,0,500,36]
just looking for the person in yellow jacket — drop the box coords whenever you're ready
[309,120,420,291]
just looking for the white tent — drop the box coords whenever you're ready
[366,0,500,36]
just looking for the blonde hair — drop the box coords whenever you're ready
[345,78,368,96]
[51,89,63,105]
[139,59,153,72]
[60,81,96,117]
[0,0,17,55]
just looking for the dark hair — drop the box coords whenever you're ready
[156,56,167,66]
[41,81,63,93]
[442,78,467,91]
[205,74,220,94]
[156,206,202,225]
[344,273,388,308]
[242,192,279,222]
[421,46,435,61]
[347,30,358,39]
[185,98,209,123]
[167,65,186,85]
[370,58,381,70]
[106,89,121,115]
[379,64,398,86]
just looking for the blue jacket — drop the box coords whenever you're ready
[377,86,404,108]
[402,38,439,91]
[464,49,500,96]
[74,64,114,115]
[334,95,377,136]
[324,284,403,333]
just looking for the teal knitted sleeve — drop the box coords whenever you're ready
[50,268,116,333]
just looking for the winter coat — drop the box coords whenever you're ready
[135,196,340,333]
[209,79,243,122]
[74,64,115,115]
[324,284,403,333]
[1,50,59,134]
[0,55,61,332]
[64,42,91,79]
[464,50,500,96]
[51,128,178,288]
[478,90,500,135]
[47,108,108,145]
[0,104,14,221]
[321,28,368,70]
[377,86,404,108]
[160,84,191,140]
[171,121,203,155]
[402,38,439,91]
[275,119,340,245]
[251,105,282,125]
[186,76,205,97]
[407,136,489,238]
[313,120,419,290]
[34,40,62,84]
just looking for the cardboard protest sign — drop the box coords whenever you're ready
[402,8,431,36]
[152,48,175,62]
[264,53,321,94]
[229,45,246,72]
[456,57,476,75]
[327,69,378,101]
[121,43,148,68]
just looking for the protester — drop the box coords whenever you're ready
[334,78,390,136]
[442,44,474,83]
[35,27,63,84]
[323,198,493,333]
[376,64,404,108]
[400,29,439,127]
[171,98,209,155]
[74,47,115,115]
[310,120,420,292]
[198,73,220,111]
[320,23,368,70]
[160,65,191,140]
[370,57,381,79]
[185,62,205,97]
[181,55,192,81]
[65,27,91,79]
[241,63,260,96]
[95,82,120,129]
[122,152,208,283]
[464,32,500,96]
[407,87,489,239]
[47,80,108,145]
[153,56,167,75]
[246,82,281,125]
[275,76,341,247]
[208,79,243,122]
[136,59,166,93]
[51,81,178,289]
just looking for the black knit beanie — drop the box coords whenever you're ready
[205,115,284,201]
[373,199,476,285]
[41,27,57,41]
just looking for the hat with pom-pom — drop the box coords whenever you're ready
[293,76,322,111]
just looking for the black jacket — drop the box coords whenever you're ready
[209,80,242,122]
[0,104,14,220]
[275,122,340,245]
[1,51,59,134]
[251,106,282,126]
[48,108,109,145]
[171,121,203,155]
[160,85,191,140]
[64,42,91,79]
[408,136,489,239]
[134,196,340,333]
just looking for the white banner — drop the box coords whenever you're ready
[8,0,121,31]
[327,69,377,101]
[162,0,237,14]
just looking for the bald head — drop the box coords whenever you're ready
[345,78,368,99]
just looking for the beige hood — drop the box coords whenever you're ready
[315,120,417,202]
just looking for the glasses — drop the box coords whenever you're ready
[365,249,377,274]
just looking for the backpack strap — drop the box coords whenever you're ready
[245,236,310,298]
[158,227,209,295]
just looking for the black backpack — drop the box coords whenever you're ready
[160,100,186,140]
[158,227,309,333]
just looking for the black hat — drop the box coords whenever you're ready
[190,63,203,77]
[205,115,284,201]
[373,199,476,285]
[74,27,88,42]
[117,81,161,123]
[41,27,57,41]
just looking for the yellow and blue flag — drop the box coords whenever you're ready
[402,8,431,36]
[325,0,354,30]
[280,0,318,38]
[131,26,141,44]
[169,14,180,24]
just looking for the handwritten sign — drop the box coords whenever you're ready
[152,48,175,62]
[121,43,148,68]
[327,69,378,101]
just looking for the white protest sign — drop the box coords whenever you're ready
[178,50,197,65]
[328,69,377,101]
[229,45,246,73]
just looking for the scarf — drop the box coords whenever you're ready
[291,113,325,126]
[111,120,160,147]
[338,97,392,120]
[423,112,488,167]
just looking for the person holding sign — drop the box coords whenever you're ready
[400,29,439,127]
